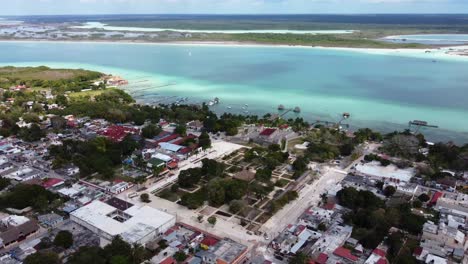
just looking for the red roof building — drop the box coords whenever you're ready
[373,248,386,258]
[201,236,219,247]
[323,202,335,211]
[294,225,306,236]
[315,253,329,264]
[333,247,359,262]
[178,147,192,155]
[376,258,388,264]
[429,191,443,206]
[413,247,423,257]
[259,128,277,137]
[160,257,176,264]
[98,125,139,142]
[167,161,178,170]
[42,178,64,189]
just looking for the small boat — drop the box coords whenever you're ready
[244,104,249,107]
[207,97,220,106]
[227,106,232,109]
[293,106,301,113]
[278,104,285,111]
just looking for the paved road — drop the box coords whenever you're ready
[257,142,380,260]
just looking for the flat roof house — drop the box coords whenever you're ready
[70,200,176,247]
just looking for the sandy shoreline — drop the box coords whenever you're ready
[1,38,468,61]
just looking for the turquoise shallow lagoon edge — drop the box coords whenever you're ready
[1,41,467,143]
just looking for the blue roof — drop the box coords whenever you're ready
[159,142,183,152]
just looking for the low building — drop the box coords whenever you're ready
[422,221,466,251]
[187,120,203,131]
[159,142,183,153]
[37,213,64,228]
[70,200,176,246]
[104,181,133,195]
[196,238,248,264]
[355,161,415,183]
[0,215,39,249]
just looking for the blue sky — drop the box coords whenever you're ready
[1,0,467,15]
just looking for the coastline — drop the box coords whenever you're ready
[1,38,468,61]
[2,41,468,143]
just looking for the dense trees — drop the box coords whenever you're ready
[384,186,396,197]
[255,168,272,182]
[337,187,385,210]
[418,193,430,202]
[208,216,217,226]
[386,232,418,264]
[289,252,309,264]
[353,128,383,143]
[428,142,468,171]
[48,136,137,179]
[141,124,161,139]
[23,252,60,264]
[201,159,225,179]
[95,89,134,104]
[178,168,203,188]
[180,189,206,209]
[0,184,59,211]
[67,236,150,264]
[269,191,299,214]
[229,200,247,214]
[0,178,10,191]
[18,124,45,142]
[174,124,187,136]
[54,230,73,249]
[198,131,211,149]
[337,187,426,249]
[0,66,103,93]
[140,193,151,203]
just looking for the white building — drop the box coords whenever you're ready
[70,200,175,246]
[355,161,415,183]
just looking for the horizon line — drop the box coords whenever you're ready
[2,13,468,17]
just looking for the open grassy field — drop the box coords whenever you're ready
[0,66,102,82]
[0,66,103,92]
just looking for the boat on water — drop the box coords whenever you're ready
[227,106,232,109]
[293,106,301,113]
[278,104,285,111]
[207,97,220,106]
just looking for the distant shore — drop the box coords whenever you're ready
[1,38,468,61]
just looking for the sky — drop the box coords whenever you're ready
[1,0,467,15]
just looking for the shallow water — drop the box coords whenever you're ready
[1,41,468,143]
[383,34,468,45]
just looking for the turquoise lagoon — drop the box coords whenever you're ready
[383,34,468,45]
[1,41,468,143]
